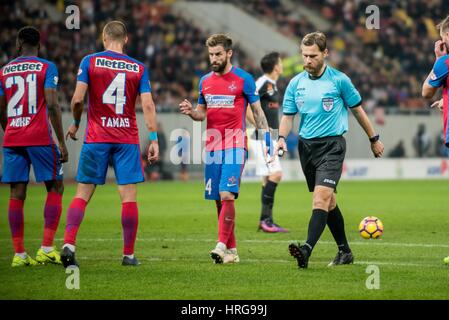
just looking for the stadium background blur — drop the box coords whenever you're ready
[1,0,449,179]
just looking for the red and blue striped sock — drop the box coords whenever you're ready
[63,198,87,246]
[122,202,138,256]
[42,192,62,247]
[218,200,235,246]
[8,199,25,253]
[216,200,236,249]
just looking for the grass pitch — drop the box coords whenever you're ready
[1,180,449,300]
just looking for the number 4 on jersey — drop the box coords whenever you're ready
[102,72,126,114]
[205,178,212,196]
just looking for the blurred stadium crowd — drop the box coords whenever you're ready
[0,0,447,111]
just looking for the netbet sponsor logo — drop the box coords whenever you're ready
[95,58,139,72]
[205,94,235,108]
[3,62,43,75]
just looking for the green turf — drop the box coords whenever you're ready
[1,180,449,299]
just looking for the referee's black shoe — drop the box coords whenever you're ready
[61,246,79,268]
[289,242,309,269]
[328,250,354,267]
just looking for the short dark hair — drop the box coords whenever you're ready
[17,26,40,48]
[301,31,327,51]
[205,34,233,51]
[260,52,280,73]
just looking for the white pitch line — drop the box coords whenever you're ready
[0,256,441,268]
[2,237,448,249]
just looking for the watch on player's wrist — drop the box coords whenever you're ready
[278,135,286,142]
[369,134,380,143]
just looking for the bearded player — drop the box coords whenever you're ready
[179,34,271,264]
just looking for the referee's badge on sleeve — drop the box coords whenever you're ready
[322,97,334,112]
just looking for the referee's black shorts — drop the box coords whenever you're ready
[297,135,346,192]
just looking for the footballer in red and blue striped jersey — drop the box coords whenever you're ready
[180,34,269,264]
[0,26,66,264]
[75,50,151,185]
[61,21,159,268]
[428,54,449,149]
[199,66,259,200]
[0,55,62,183]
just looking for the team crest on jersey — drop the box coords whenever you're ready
[267,83,275,96]
[228,82,237,92]
[322,97,334,112]
[228,176,237,185]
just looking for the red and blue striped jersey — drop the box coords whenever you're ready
[0,56,58,147]
[77,50,151,144]
[198,66,259,151]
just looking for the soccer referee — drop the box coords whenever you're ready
[276,32,384,269]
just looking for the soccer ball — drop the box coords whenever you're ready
[359,216,383,239]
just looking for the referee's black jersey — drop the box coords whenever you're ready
[256,75,280,129]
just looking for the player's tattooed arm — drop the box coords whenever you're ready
[45,88,68,162]
[246,104,256,127]
[0,95,6,131]
[250,101,269,130]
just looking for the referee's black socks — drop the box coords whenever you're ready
[304,209,328,256]
[260,180,278,222]
[327,205,351,253]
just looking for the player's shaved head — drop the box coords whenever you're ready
[17,26,40,49]
[302,32,327,52]
[437,15,449,34]
[103,20,127,42]
[206,34,233,51]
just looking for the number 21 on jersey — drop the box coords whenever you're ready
[6,74,37,117]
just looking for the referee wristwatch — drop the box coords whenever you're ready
[369,134,380,143]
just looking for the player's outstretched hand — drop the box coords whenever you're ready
[59,143,69,163]
[66,124,79,141]
[431,99,443,112]
[275,137,288,158]
[148,140,159,164]
[179,99,193,115]
[434,40,448,58]
[371,140,384,158]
